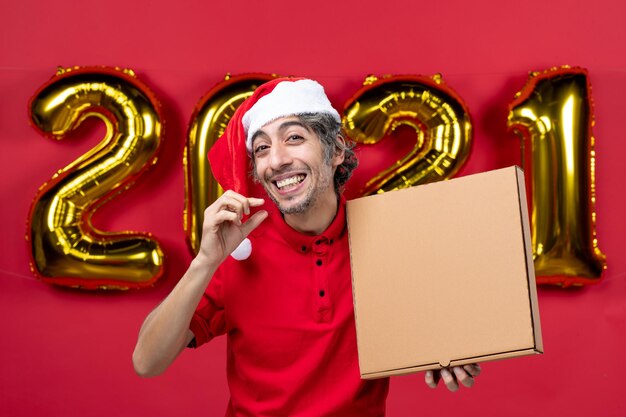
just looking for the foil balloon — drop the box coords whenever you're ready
[184,73,277,255]
[27,66,165,290]
[508,66,606,286]
[343,75,472,196]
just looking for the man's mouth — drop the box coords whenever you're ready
[274,174,306,191]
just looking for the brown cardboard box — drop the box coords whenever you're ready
[347,166,543,379]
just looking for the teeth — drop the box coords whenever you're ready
[276,175,305,189]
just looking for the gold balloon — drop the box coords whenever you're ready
[508,66,606,286]
[27,66,164,289]
[184,73,277,254]
[343,75,472,195]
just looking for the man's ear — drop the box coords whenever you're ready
[332,135,346,167]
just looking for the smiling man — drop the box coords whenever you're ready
[132,78,480,416]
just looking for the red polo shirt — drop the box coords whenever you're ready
[189,199,389,416]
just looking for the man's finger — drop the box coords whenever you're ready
[225,192,252,215]
[247,197,265,208]
[463,364,481,377]
[224,195,247,211]
[212,209,241,226]
[241,210,268,236]
[424,370,439,389]
[453,366,474,388]
[225,194,264,216]
[440,368,459,392]
[240,197,265,216]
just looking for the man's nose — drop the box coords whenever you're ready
[269,143,292,170]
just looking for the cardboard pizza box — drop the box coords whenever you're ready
[347,166,543,379]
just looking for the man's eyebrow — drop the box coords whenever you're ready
[277,120,311,132]
[251,130,267,146]
[252,120,311,147]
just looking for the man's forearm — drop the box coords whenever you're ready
[132,257,217,377]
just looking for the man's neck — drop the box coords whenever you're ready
[283,191,339,236]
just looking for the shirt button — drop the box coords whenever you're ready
[316,259,323,266]
[301,246,307,252]
[319,290,325,297]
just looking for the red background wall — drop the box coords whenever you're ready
[1,1,625,416]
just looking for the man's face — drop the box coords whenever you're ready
[251,116,343,215]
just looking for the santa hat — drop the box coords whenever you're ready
[207,77,340,260]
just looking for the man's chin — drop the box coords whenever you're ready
[273,195,314,215]
[277,200,310,215]
[262,184,315,215]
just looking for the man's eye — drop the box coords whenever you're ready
[288,135,303,141]
[254,145,269,154]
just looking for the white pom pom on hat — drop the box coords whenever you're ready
[230,238,252,261]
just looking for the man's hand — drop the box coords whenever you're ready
[424,364,481,392]
[198,190,268,268]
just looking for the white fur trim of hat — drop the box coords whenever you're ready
[241,79,341,153]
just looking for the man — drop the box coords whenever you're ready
[133,78,480,416]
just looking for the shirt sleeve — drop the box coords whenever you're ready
[188,267,227,348]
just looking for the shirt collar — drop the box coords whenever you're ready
[266,196,347,252]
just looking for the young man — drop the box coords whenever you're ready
[133,78,480,416]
